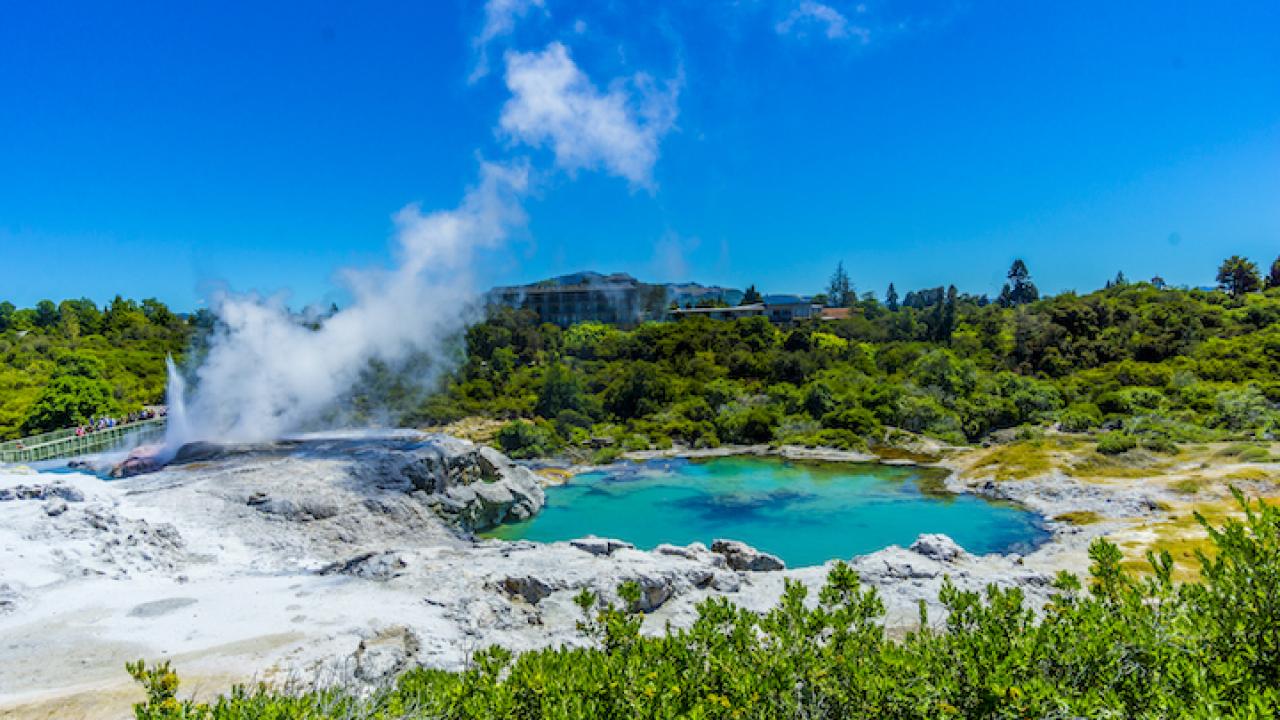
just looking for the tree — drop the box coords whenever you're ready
[1003,259,1039,306]
[827,262,852,307]
[1216,255,1261,298]
[535,362,584,419]
[33,299,59,328]
[885,283,899,311]
[603,362,672,419]
[20,353,118,434]
[940,285,958,343]
[0,301,14,333]
[1268,256,1280,289]
[742,285,763,305]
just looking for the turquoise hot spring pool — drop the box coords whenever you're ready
[485,456,1049,567]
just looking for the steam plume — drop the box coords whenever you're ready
[164,160,528,449]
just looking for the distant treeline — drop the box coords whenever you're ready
[0,297,196,439]
[418,259,1280,459]
[4,254,1278,446]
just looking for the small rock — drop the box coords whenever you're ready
[570,537,635,556]
[710,573,742,592]
[909,534,967,563]
[654,543,697,560]
[710,539,785,572]
[319,551,407,581]
[43,498,68,516]
[501,575,555,604]
[353,626,420,683]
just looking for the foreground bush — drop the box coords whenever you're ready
[132,492,1280,719]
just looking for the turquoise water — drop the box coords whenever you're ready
[486,456,1048,567]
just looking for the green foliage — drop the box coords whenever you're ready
[20,375,119,434]
[1217,255,1263,297]
[535,363,585,419]
[1096,431,1139,455]
[495,419,561,459]
[1057,403,1101,432]
[133,496,1280,718]
[0,297,191,438]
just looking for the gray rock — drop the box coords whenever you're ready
[319,551,407,581]
[909,534,966,562]
[501,575,556,604]
[570,537,636,556]
[249,495,340,522]
[353,626,420,683]
[0,483,85,503]
[654,543,697,560]
[43,498,69,516]
[0,583,20,615]
[710,539,785,572]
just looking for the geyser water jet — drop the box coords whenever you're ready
[161,355,191,458]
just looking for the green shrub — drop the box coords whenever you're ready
[1058,404,1101,432]
[820,406,881,436]
[1096,431,1138,455]
[1217,442,1273,463]
[1141,436,1179,454]
[495,419,560,459]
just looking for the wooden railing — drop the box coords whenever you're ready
[0,417,167,464]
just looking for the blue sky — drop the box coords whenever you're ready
[2,1,1278,310]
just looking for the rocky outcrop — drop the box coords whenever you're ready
[711,539,785,571]
[485,541,742,614]
[0,482,85,503]
[909,533,967,562]
[355,437,545,532]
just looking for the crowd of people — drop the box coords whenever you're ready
[74,407,166,437]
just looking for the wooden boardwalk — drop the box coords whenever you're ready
[0,418,167,464]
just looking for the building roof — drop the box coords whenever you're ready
[820,307,852,320]
[761,294,814,306]
[670,303,765,314]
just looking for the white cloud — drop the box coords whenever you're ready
[499,42,679,188]
[776,1,870,43]
[471,0,546,82]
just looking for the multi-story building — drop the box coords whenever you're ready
[490,272,668,327]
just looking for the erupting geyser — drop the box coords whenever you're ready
[111,162,530,479]
[160,355,191,460]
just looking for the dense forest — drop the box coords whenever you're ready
[0,297,194,439]
[131,493,1280,718]
[421,259,1280,461]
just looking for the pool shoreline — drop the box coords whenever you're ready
[513,442,1161,577]
[493,453,1051,567]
